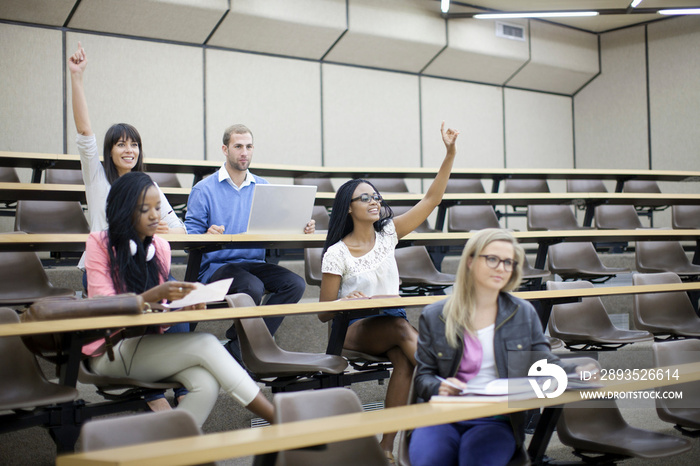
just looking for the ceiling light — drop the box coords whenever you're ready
[441,0,450,14]
[630,0,644,8]
[658,8,700,15]
[474,11,599,19]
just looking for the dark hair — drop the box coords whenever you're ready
[103,123,145,184]
[105,172,166,294]
[323,179,393,255]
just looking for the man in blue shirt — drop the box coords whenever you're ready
[185,124,315,362]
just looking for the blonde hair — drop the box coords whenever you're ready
[443,228,524,347]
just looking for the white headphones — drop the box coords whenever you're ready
[129,239,156,261]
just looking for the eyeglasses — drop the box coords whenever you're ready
[351,193,383,203]
[478,255,517,272]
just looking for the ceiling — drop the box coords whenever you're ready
[438,0,700,33]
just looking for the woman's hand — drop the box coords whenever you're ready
[155,220,170,235]
[142,281,197,303]
[68,42,87,76]
[441,120,459,150]
[180,302,206,311]
[342,290,368,300]
[438,377,467,396]
[303,219,316,234]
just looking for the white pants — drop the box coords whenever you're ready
[90,332,260,426]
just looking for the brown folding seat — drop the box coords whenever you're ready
[445,178,486,194]
[557,398,692,463]
[45,168,83,184]
[0,233,75,305]
[15,199,89,234]
[294,176,335,193]
[79,410,215,465]
[225,294,348,387]
[264,388,389,466]
[567,179,607,193]
[547,242,628,283]
[0,166,20,182]
[635,240,700,278]
[391,205,439,233]
[365,177,409,193]
[594,204,643,229]
[546,280,652,351]
[304,247,324,287]
[623,180,661,193]
[395,246,455,295]
[521,255,549,281]
[672,205,700,229]
[504,179,550,193]
[632,272,700,339]
[146,172,182,188]
[652,339,700,436]
[448,205,501,232]
[527,204,589,231]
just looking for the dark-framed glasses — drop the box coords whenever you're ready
[479,255,517,272]
[351,193,383,203]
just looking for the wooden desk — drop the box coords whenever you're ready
[3,151,700,189]
[54,362,700,466]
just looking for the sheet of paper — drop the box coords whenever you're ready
[169,278,233,308]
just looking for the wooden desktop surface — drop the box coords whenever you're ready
[54,361,700,466]
[3,282,700,338]
[3,151,700,183]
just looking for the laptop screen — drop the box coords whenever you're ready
[246,184,317,234]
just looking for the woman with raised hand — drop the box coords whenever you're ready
[318,122,459,462]
[409,228,593,466]
[84,171,273,426]
[69,42,187,411]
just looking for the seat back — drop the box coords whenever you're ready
[448,205,500,232]
[391,205,436,233]
[304,248,324,287]
[79,410,213,465]
[652,339,700,428]
[672,205,700,229]
[146,172,181,188]
[632,272,700,335]
[547,242,610,278]
[567,179,607,193]
[445,178,485,193]
[0,233,75,305]
[635,241,695,273]
[272,388,388,466]
[394,246,455,294]
[503,179,550,193]
[594,204,643,229]
[294,176,334,193]
[0,167,20,183]
[15,200,89,234]
[45,168,83,184]
[527,205,581,231]
[546,280,614,337]
[623,180,661,193]
[0,308,78,411]
[521,256,549,280]
[365,178,409,193]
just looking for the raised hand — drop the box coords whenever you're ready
[68,41,87,75]
[441,120,459,150]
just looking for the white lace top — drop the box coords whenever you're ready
[322,220,400,299]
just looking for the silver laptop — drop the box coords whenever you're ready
[246,184,317,234]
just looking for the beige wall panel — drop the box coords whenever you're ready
[0,0,76,25]
[324,0,445,72]
[205,50,322,168]
[504,88,573,193]
[648,15,700,172]
[0,24,64,156]
[424,19,529,84]
[65,34,203,165]
[509,21,598,95]
[421,77,504,175]
[322,64,420,171]
[574,27,648,172]
[68,0,227,43]
[208,0,346,60]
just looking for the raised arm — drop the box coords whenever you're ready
[68,42,93,137]
[393,122,459,238]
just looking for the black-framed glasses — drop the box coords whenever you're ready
[479,255,517,272]
[351,193,383,203]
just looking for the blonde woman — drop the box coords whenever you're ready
[410,229,592,466]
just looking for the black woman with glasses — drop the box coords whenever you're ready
[410,228,594,466]
[319,122,459,463]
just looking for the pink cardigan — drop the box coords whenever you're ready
[82,232,171,356]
